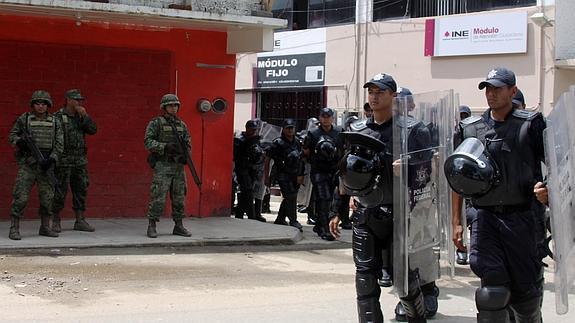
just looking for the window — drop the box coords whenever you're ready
[271,0,356,31]
[373,0,537,21]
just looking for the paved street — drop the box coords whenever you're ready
[0,198,573,322]
[1,238,574,322]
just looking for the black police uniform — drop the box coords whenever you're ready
[267,133,304,227]
[456,108,546,322]
[347,116,439,323]
[233,132,265,220]
[303,124,343,240]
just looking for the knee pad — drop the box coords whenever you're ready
[476,286,510,311]
[476,286,511,323]
[356,273,380,299]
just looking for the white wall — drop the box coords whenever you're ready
[235,4,574,127]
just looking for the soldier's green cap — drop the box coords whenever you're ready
[65,89,85,100]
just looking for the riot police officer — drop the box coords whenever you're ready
[8,90,63,239]
[447,67,546,323]
[265,118,304,231]
[330,74,440,323]
[233,120,267,222]
[144,94,192,238]
[303,107,342,241]
[512,89,526,110]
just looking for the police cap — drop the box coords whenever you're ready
[363,73,397,93]
[478,67,516,89]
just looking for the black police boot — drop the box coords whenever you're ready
[262,193,271,213]
[396,301,428,323]
[286,210,303,232]
[378,268,393,287]
[39,216,59,238]
[147,219,158,238]
[253,199,267,222]
[52,213,61,233]
[395,301,408,322]
[456,249,468,265]
[173,219,192,237]
[423,284,439,318]
[274,201,287,225]
[9,216,21,241]
[73,210,95,232]
[319,217,334,241]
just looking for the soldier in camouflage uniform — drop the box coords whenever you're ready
[8,90,63,240]
[52,89,97,233]
[144,94,192,238]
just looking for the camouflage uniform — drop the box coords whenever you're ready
[8,90,63,239]
[52,89,97,232]
[144,94,192,238]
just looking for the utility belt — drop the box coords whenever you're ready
[357,204,394,242]
[475,203,531,214]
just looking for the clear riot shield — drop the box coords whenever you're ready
[392,90,455,297]
[254,122,282,200]
[446,93,461,279]
[297,119,320,207]
[544,85,575,315]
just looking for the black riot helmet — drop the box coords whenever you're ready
[316,136,337,160]
[444,137,500,198]
[339,132,387,207]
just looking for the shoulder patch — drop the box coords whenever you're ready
[512,109,538,121]
[349,119,367,132]
[460,115,482,126]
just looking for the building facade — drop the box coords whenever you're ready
[0,0,285,219]
[235,0,574,129]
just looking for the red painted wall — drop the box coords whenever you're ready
[0,15,236,219]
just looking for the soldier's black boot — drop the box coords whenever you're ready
[52,213,61,233]
[73,210,95,232]
[9,216,21,240]
[39,215,59,238]
[253,199,267,222]
[173,219,192,237]
[147,219,158,238]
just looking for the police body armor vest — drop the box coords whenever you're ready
[350,116,427,206]
[309,126,341,172]
[272,136,301,174]
[27,113,55,152]
[461,110,538,207]
[236,134,263,170]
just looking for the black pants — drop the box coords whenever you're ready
[470,207,543,319]
[353,207,393,323]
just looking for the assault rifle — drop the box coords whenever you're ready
[21,129,63,196]
[166,117,202,190]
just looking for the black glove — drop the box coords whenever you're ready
[40,157,55,171]
[16,138,28,152]
[164,143,180,155]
